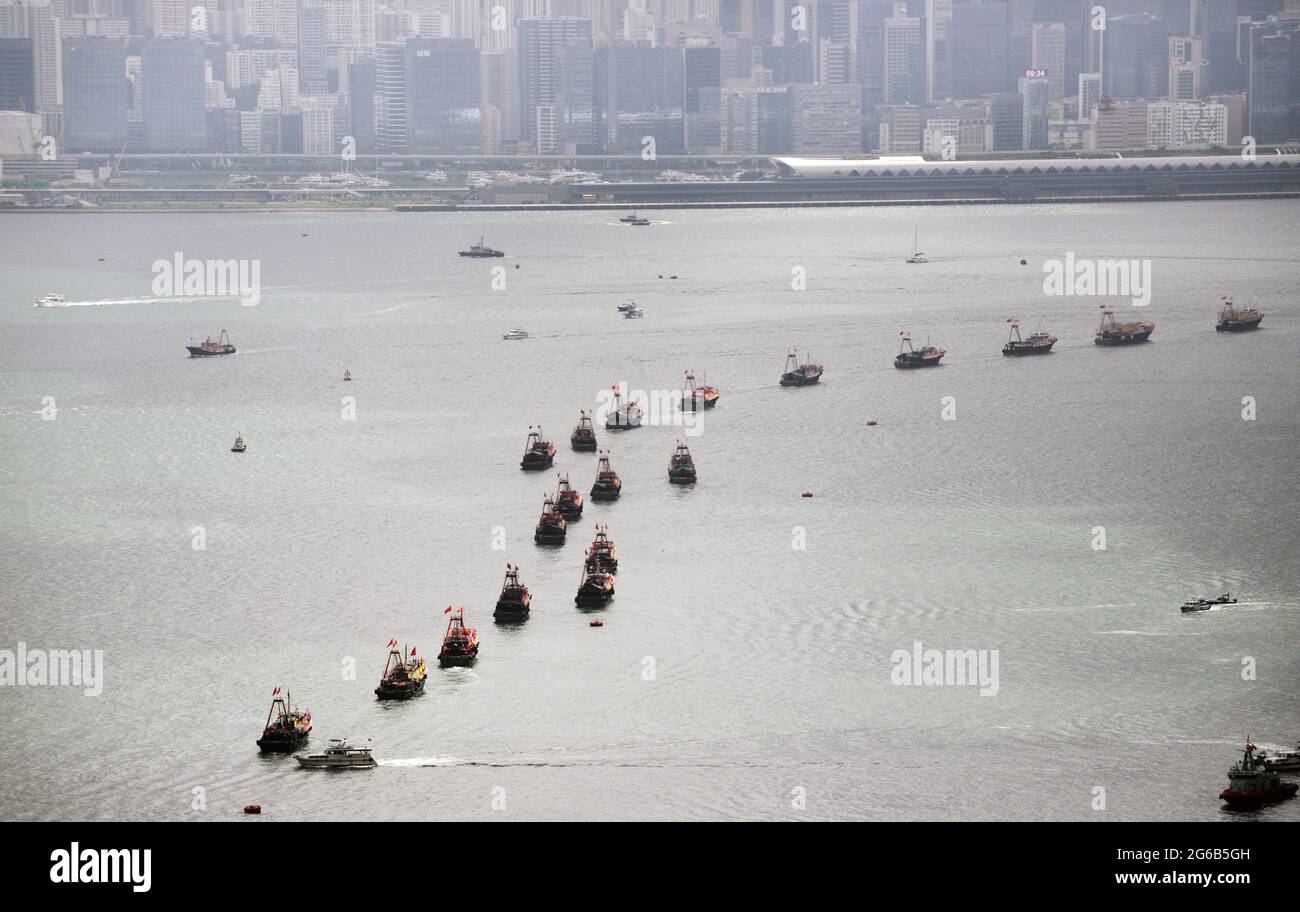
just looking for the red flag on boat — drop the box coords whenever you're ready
[272,687,280,696]
[445,605,453,614]
[410,647,417,656]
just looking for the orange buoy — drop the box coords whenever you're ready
[243,804,262,814]
[590,620,604,627]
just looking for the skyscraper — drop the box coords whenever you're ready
[1247,21,1300,144]
[884,14,924,105]
[406,38,481,152]
[0,37,33,111]
[141,38,206,151]
[517,16,592,148]
[925,0,952,102]
[1018,72,1049,149]
[1031,22,1066,100]
[297,1,328,95]
[63,37,127,151]
[1168,35,1202,101]
[950,1,1010,99]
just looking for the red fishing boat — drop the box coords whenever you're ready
[374,641,427,700]
[590,449,622,501]
[555,473,584,521]
[1094,306,1154,345]
[255,687,311,753]
[493,564,531,620]
[534,494,567,544]
[575,552,615,607]
[1215,296,1264,332]
[682,370,719,410]
[668,440,697,484]
[519,425,556,470]
[589,523,618,573]
[570,410,598,451]
[438,606,479,667]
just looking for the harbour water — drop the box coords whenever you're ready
[0,201,1296,821]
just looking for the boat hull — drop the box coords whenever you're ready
[1094,330,1152,346]
[535,528,566,545]
[894,356,943,369]
[558,504,583,521]
[520,453,554,470]
[493,603,530,621]
[296,757,376,769]
[438,650,478,668]
[1219,783,1298,808]
[459,251,503,258]
[590,483,621,501]
[1216,318,1263,332]
[1002,343,1055,356]
[374,678,426,701]
[668,471,696,484]
[575,586,615,607]
[571,436,598,451]
[257,731,309,753]
[780,374,821,386]
[187,346,235,357]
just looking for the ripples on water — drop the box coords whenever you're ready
[0,202,1297,821]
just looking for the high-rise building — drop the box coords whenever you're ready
[1168,35,1202,100]
[63,36,127,151]
[141,38,206,150]
[1147,100,1226,149]
[0,37,33,111]
[884,14,924,105]
[988,91,1024,151]
[406,38,480,152]
[925,0,952,101]
[1247,21,1300,144]
[683,43,721,153]
[950,0,1010,99]
[790,82,861,153]
[247,0,297,43]
[297,1,328,95]
[878,103,922,153]
[1031,21,1066,101]
[517,16,592,148]
[1092,98,1149,150]
[1018,72,1049,149]
[374,41,406,152]
[1078,71,1101,122]
[346,56,375,153]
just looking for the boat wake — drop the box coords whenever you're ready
[36,296,206,308]
[376,755,464,768]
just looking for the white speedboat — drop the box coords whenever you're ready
[1261,742,1300,771]
[616,301,639,313]
[295,737,376,769]
[622,306,644,319]
[36,294,65,307]
[502,328,529,341]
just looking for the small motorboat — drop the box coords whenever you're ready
[616,301,639,313]
[618,212,642,224]
[295,737,376,769]
[231,434,247,453]
[1182,593,1235,612]
[243,805,262,814]
[437,606,479,667]
[627,217,651,226]
[1260,741,1300,771]
[35,294,65,307]
[590,619,604,627]
[622,305,645,319]
[1207,593,1237,604]
[502,328,529,341]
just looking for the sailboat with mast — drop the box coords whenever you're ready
[906,227,927,264]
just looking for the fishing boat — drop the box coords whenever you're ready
[343,370,352,381]
[622,305,645,319]
[1219,740,1298,809]
[373,640,427,700]
[458,236,504,257]
[894,332,945,368]
[589,524,618,573]
[187,329,236,357]
[519,425,556,470]
[35,294,65,307]
[616,302,639,314]
[1094,306,1154,346]
[779,352,823,386]
[1215,296,1264,332]
[570,410,598,451]
[627,217,651,226]
[574,552,615,607]
[502,328,529,341]
[605,387,642,430]
[1260,741,1300,771]
[1001,319,1057,356]
[437,606,479,667]
[905,227,927,264]
[555,473,584,521]
[493,564,532,620]
[534,494,567,544]
[295,737,376,769]
[668,440,697,484]
[589,450,622,501]
[255,688,311,753]
[231,433,247,453]
[1181,593,1236,612]
[682,370,719,410]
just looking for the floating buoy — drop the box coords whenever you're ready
[590,619,604,627]
[243,805,262,814]
[670,275,678,279]
[515,264,520,269]
[301,233,308,237]
[1019,258,1028,265]
[97,257,106,261]
[867,420,878,426]
[801,492,813,498]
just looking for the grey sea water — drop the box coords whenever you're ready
[0,201,1296,821]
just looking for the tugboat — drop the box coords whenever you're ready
[519,425,556,470]
[779,352,823,386]
[554,473,584,521]
[1219,740,1299,809]
[589,450,622,501]
[574,552,615,607]
[373,640,427,701]
[1094,306,1154,345]
[295,737,376,769]
[894,332,945,368]
[668,440,697,484]
[570,410,598,451]
[1001,319,1057,356]
[437,606,479,667]
[458,236,504,258]
[1181,593,1236,612]
[589,524,618,573]
[534,494,567,544]
[255,687,311,753]
[187,329,236,357]
[1216,296,1264,332]
[343,370,352,381]
[682,370,719,410]
[231,433,247,453]
[493,564,532,621]
[605,387,642,430]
